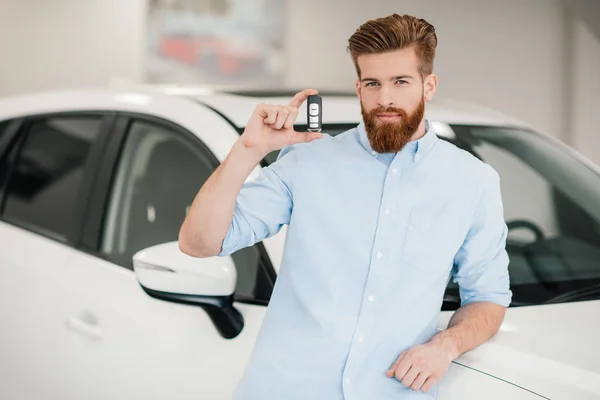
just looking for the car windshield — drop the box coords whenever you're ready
[446,125,600,306]
[258,123,600,306]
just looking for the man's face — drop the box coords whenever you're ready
[355,47,438,153]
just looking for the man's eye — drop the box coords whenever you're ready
[366,82,379,87]
[396,79,408,85]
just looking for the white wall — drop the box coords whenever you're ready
[0,0,145,95]
[285,0,569,141]
[571,19,600,165]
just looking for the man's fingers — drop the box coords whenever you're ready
[284,106,299,129]
[410,371,430,392]
[272,107,289,130]
[290,131,322,144]
[262,105,278,125]
[393,353,411,380]
[260,105,298,130]
[421,377,436,393]
[385,361,398,377]
[400,365,420,388]
[289,89,319,108]
[386,352,405,377]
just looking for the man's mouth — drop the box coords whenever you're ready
[376,114,402,122]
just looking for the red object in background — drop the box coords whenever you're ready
[158,36,232,74]
[160,36,206,65]
[159,35,260,76]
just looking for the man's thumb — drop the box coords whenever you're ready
[292,131,322,144]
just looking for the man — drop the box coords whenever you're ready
[179,13,512,400]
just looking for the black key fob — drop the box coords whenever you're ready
[307,95,322,132]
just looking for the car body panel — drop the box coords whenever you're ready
[53,248,267,400]
[439,301,600,399]
[0,219,267,399]
[438,363,545,399]
[0,221,73,399]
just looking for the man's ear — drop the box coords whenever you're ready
[355,79,361,99]
[424,74,438,101]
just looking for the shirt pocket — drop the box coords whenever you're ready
[402,203,461,275]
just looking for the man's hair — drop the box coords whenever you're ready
[347,14,437,79]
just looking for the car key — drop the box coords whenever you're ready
[307,95,322,132]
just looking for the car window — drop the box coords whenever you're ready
[0,120,11,138]
[0,118,15,170]
[445,125,600,307]
[2,116,103,241]
[101,119,272,302]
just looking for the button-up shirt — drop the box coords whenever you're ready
[219,120,512,399]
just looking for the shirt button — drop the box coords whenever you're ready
[371,151,377,156]
[345,378,352,385]
[376,252,383,259]
[368,295,374,302]
[357,335,365,343]
[392,168,398,174]
[384,209,390,215]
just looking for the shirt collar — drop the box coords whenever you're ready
[356,119,438,163]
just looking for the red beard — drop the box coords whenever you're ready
[361,96,425,153]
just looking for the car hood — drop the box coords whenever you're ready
[440,300,600,399]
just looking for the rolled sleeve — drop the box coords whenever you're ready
[218,146,296,257]
[453,165,512,308]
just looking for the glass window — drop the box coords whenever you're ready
[0,119,15,186]
[102,120,271,302]
[0,120,11,139]
[2,116,102,241]
[445,125,600,307]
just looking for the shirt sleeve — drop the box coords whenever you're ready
[218,146,296,257]
[452,165,513,308]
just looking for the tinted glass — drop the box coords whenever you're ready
[3,117,102,241]
[0,119,15,188]
[102,120,271,301]
[445,125,600,306]
[0,120,11,139]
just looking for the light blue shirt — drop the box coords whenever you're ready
[219,120,512,399]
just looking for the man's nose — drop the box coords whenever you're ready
[377,87,395,108]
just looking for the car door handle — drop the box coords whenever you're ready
[65,313,103,341]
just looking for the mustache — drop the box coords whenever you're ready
[369,106,407,117]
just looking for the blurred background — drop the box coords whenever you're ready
[0,0,598,164]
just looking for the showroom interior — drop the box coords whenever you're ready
[0,0,599,399]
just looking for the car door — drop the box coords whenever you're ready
[0,114,114,400]
[54,114,272,400]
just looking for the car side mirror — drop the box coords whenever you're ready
[132,241,243,339]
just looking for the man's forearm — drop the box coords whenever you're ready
[179,139,264,257]
[429,302,506,360]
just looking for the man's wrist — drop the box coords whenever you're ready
[231,139,267,167]
[429,330,461,361]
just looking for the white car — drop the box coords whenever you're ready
[0,87,599,400]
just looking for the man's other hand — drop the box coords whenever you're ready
[385,340,455,392]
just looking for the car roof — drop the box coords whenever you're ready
[0,88,194,120]
[0,86,530,131]
[189,88,531,129]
